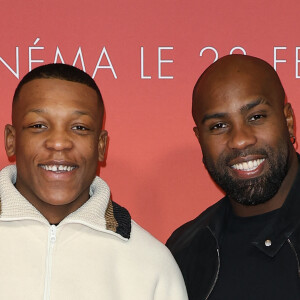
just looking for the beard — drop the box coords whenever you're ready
[203,142,290,206]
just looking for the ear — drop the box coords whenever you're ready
[283,103,295,136]
[193,126,200,141]
[4,124,16,157]
[98,130,108,162]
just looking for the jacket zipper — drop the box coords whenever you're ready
[204,228,221,300]
[43,225,57,300]
[287,238,300,278]
[204,248,220,300]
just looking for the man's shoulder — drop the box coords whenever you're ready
[129,220,188,298]
[166,198,227,254]
[127,219,186,273]
[130,220,172,255]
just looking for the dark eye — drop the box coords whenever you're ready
[210,122,228,131]
[72,125,89,131]
[249,114,266,122]
[29,124,47,129]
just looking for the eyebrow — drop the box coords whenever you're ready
[27,108,45,114]
[240,98,270,113]
[201,112,227,124]
[26,109,90,116]
[201,98,271,124]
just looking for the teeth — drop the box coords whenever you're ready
[231,159,265,171]
[40,165,76,172]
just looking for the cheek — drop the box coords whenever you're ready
[260,116,290,141]
[16,132,45,150]
[15,139,38,158]
[256,127,289,148]
[76,139,99,160]
[200,136,227,161]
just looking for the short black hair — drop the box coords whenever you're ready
[13,63,103,107]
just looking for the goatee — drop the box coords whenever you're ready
[203,144,289,206]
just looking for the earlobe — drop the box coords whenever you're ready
[98,130,108,162]
[284,103,295,136]
[5,125,16,157]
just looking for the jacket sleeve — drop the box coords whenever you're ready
[153,250,189,300]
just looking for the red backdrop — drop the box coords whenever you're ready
[1,0,300,242]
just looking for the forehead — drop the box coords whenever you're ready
[193,68,282,123]
[13,78,100,117]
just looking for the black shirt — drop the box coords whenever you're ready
[209,208,300,300]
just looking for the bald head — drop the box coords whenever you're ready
[192,54,285,125]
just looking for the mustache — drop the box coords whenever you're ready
[221,148,269,165]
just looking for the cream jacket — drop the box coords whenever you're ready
[0,165,188,300]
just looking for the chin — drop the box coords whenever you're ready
[39,191,79,206]
[43,198,76,206]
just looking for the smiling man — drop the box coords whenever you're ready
[167,55,300,300]
[0,63,188,300]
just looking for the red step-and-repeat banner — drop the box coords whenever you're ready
[1,0,300,242]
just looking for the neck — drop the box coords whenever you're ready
[37,201,88,224]
[230,150,298,217]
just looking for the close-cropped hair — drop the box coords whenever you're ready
[13,63,103,105]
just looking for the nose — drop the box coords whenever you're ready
[227,125,257,150]
[44,130,73,151]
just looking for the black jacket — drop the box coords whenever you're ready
[167,159,300,300]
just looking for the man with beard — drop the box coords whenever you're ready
[166,54,300,300]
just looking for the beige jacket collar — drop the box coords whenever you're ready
[0,165,131,240]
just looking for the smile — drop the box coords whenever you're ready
[39,164,77,172]
[231,159,265,171]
